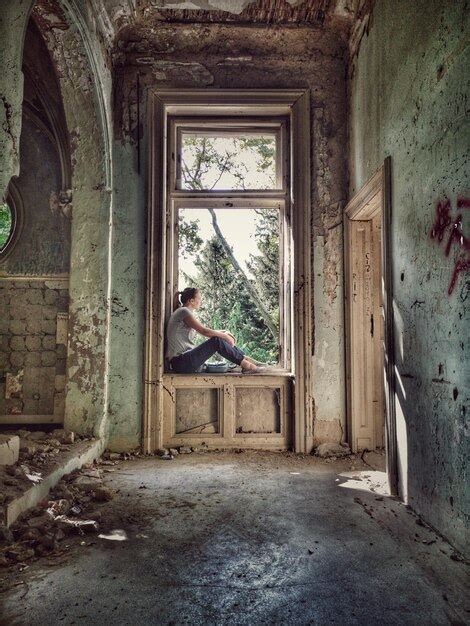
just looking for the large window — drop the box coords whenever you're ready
[168,117,291,369]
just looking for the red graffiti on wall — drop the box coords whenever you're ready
[430,197,470,295]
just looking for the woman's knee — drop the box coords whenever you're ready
[215,337,231,350]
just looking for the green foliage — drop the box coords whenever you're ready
[179,134,280,364]
[179,217,203,258]
[0,203,13,250]
[247,209,280,319]
[185,234,279,364]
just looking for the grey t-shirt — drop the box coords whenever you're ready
[165,306,197,360]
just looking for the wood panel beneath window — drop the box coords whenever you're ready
[162,373,292,449]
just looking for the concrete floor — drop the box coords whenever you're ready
[2,452,469,625]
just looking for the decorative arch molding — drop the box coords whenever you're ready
[59,0,112,187]
[22,66,72,192]
[27,0,113,442]
[31,0,111,188]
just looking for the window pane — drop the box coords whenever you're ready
[178,207,280,364]
[0,202,14,251]
[180,132,278,190]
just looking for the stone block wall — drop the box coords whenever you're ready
[0,279,68,420]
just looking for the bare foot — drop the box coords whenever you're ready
[240,358,257,371]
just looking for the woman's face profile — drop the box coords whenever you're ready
[189,291,202,310]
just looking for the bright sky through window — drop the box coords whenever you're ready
[180,133,277,190]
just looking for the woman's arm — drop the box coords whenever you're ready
[184,313,235,346]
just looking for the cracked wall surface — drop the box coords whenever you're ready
[349,0,469,555]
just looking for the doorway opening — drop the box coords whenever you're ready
[345,158,398,494]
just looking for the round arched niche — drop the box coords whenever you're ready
[0,180,24,262]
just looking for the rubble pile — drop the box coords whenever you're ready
[0,428,83,508]
[0,460,117,570]
[155,445,208,460]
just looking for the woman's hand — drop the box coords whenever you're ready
[221,329,236,342]
[219,331,236,347]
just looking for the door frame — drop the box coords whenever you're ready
[143,89,313,454]
[344,157,398,495]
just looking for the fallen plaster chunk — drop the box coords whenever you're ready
[0,435,20,466]
[20,466,42,484]
[98,529,127,541]
[315,442,351,458]
[51,428,75,444]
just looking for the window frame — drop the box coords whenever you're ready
[167,115,292,371]
[144,89,313,455]
[169,116,288,196]
[169,198,292,370]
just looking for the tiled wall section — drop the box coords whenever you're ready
[0,279,68,418]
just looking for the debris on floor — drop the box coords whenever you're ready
[0,428,85,510]
[0,461,117,573]
[314,442,351,458]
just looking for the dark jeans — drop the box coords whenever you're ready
[170,337,245,374]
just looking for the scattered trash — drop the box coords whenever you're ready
[54,516,99,533]
[21,467,42,484]
[98,529,127,542]
[70,505,82,516]
[47,499,70,517]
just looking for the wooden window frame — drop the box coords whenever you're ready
[144,89,313,454]
[171,117,286,193]
[169,198,291,370]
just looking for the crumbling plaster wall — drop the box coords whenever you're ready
[349,0,469,554]
[108,22,349,449]
[0,0,114,441]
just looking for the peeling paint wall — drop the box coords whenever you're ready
[109,21,349,449]
[0,0,113,441]
[0,1,33,200]
[349,0,469,554]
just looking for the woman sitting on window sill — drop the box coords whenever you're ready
[165,287,266,374]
